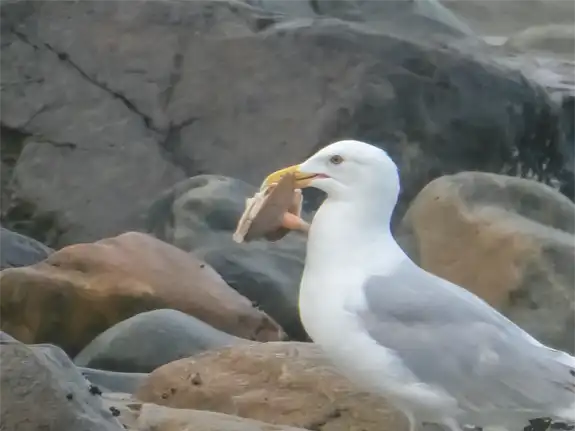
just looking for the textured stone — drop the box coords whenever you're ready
[1,0,569,247]
[136,341,406,431]
[0,338,124,431]
[397,171,575,352]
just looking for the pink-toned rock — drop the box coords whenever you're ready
[0,232,284,356]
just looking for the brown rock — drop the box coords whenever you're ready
[0,232,284,356]
[397,172,575,352]
[135,341,407,431]
[0,339,124,431]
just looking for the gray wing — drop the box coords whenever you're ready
[357,259,575,416]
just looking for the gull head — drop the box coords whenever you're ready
[263,140,400,203]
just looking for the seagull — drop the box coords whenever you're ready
[262,140,575,431]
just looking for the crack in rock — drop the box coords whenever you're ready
[7,27,196,175]
[157,117,199,177]
[160,32,187,110]
[10,28,157,133]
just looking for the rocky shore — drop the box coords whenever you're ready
[1,1,573,430]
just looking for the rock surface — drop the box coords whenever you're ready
[1,0,569,247]
[441,0,575,36]
[0,231,284,356]
[307,0,476,39]
[0,226,53,269]
[74,309,246,373]
[505,24,575,58]
[126,402,309,431]
[79,367,148,395]
[136,341,407,431]
[147,175,308,340]
[0,338,124,431]
[397,171,575,353]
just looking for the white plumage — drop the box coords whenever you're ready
[264,140,575,431]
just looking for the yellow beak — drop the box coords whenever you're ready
[261,164,317,190]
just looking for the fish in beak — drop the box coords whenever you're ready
[257,164,318,234]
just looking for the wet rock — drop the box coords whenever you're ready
[1,0,569,247]
[0,231,284,356]
[74,309,247,373]
[147,175,308,340]
[397,171,575,352]
[135,341,407,431]
[0,338,124,431]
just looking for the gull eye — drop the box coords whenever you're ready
[329,155,344,165]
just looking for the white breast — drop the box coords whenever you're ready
[298,267,405,392]
[298,264,459,422]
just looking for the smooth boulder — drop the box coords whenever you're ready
[74,309,247,373]
[0,231,284,356]
[397,171,575,352]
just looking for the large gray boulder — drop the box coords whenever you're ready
[1,0,569,248]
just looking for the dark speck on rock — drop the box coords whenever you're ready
[109,406,120,417]
[66,393,73,400]
[88,384,102,396]
[190,372,202,386]
[199,263,205,268]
